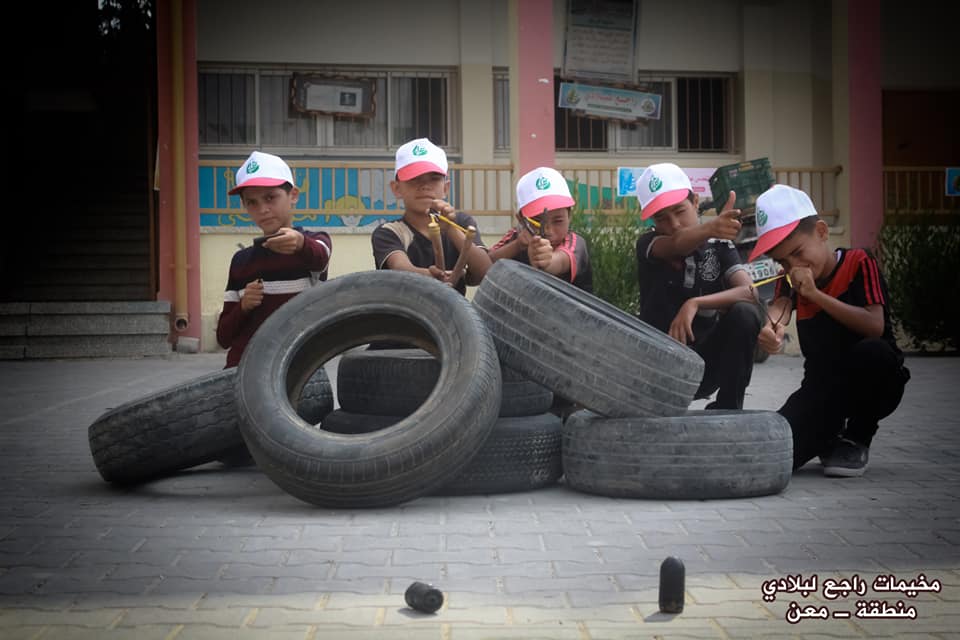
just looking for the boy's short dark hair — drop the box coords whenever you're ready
[782,214,820,242]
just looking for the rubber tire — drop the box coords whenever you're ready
[337,348,553,417]
[88,367,334,484]
[473,259,705,418]
[436,413,562,496]
[562,410,793,499]
[235,270,502,508]
[320,411,562,495]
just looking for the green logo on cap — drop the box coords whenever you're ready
[246,160,260,174]
[412,145,428,156]
[649,176,663,192]
[757,209,768,227]
[535,176,551,190]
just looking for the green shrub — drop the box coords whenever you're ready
[570,201,649,315]
[878,215,960,351]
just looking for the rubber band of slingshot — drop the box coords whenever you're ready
[432,212,469,234]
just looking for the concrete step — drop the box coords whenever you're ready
[0,334,172,359]
[26,314,169,336]
[0,301,171,359]
[10,284,153,302]
[24,268,150,286]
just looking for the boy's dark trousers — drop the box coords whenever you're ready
[779,337,910,470]
[692,301,763,410]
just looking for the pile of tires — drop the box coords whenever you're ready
[472,260,794,500]
[88,262,792,506]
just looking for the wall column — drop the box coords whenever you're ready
[156,0,201,347]
[845,0,883,249]
[508,0,555,178]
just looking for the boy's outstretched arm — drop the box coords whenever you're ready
[789,266,885,338]
[649,192,743,260]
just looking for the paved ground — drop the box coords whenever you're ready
[0,352,957,639]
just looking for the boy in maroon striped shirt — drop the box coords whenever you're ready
[754,185,909,477]
[216,151,332,368]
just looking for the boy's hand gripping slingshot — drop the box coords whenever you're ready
[518,209,548,239]
[447,225,477,285]
[428,211,475,284]
[427,213,445,271]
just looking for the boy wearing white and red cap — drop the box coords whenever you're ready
[488,167,593,292]
[371,138,491,295]
[216,151,332,368]
[753,184,909,477]
[634,162,761,410]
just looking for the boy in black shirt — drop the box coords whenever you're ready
[371,138,491,294]
[753,184,910,476]
[635,162,762,410]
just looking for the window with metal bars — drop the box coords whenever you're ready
[677,76,729,152]
[198,67,458,152]
[546,73,733,153]
[554,75,608,152]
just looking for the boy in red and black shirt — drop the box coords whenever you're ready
[754,184,910,477]
[488,167,592,293]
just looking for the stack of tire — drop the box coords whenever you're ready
[472,260,794,501]
[89,263,792,506]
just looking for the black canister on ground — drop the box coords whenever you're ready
[659,556,685,614]
[405,581,444,613]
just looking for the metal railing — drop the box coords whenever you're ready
[555,165,843,222]
[199,160,866,223]
[774,166,843,225]
[198,160,514,218]
[883,167,960,215]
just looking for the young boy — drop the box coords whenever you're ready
[634,162,762,410]
[371,138,491,294]
[753,184,910,476]
[216,150,332,368]
[488,167,593,292]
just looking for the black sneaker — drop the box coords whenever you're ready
[822,438,869,477]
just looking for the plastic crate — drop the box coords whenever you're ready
[708,157,775,212]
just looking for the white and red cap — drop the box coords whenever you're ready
[516,167,575,218]
[748,184,818,261]
[229,151,294,195]
[394,138,448,181]
[636,163,693,220]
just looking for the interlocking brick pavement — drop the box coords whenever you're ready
[0,352,957,639]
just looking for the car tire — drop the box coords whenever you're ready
[235,270,502,508]
[337,348,553,417]
[88,367,333,484]
[320,410,562,495]
[473,259,704,418]
[562,409,793,499]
